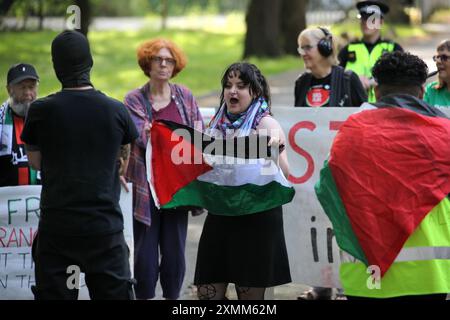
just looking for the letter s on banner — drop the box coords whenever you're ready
[288,121,316,184]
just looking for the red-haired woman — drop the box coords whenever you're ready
[123,38,204,300]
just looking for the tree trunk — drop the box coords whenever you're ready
[75,0,91,36]
[22,12,28,31]
[161,0,168,30]
[38,0,44,31]
[280,0,308,56]
[385,0,410,24]
[0,0,15,15]
[244,0,282,58]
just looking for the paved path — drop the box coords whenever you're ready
[159,25,450,301]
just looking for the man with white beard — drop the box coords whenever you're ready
[0,63,40,186]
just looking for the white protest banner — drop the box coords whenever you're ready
[274,107,356,288]
[0,184,133,300]
[273,107,450,288]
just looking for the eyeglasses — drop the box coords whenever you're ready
[297,45,315,55]
[151,56,176,66]
[433,54,450,62]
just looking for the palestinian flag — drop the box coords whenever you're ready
[315,105,450,276]
[146,120,295,216]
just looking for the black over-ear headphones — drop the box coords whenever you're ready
[317,27,333,57]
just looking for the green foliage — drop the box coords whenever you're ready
[329,21,426,43]
[146,0,249,15]
[0,29,300,106]
[91,0,151,17]
[7,0,71,17]
[4,0,249,19]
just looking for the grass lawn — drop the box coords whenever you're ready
[0,28,300,106]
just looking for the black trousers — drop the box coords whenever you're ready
[32,230,135,300]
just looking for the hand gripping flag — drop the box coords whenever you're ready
[146,120,295,216]
[315,106,450,276]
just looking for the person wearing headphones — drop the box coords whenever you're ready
[295,27,367,108]
[338,0,403,102]
[294,26,366,300]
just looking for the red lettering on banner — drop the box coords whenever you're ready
[7,228,19,247]
[19,228,33,247]
[288,121,316,184]
[0,227,6,247]
[329,121,345,131]
[0,227,36,248]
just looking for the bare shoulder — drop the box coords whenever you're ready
[256,115,286,142]
[257,115,282,130]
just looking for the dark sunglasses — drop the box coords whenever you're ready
[433,54,450,62]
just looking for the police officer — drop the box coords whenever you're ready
[338,0,403,102]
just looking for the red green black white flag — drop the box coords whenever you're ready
[315,106,450,276]
[147,120,295,216]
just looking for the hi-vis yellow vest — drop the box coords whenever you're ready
[345,42,395,102]
[340,197,450,298]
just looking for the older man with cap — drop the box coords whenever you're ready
[0,63,40,187]
[21,30,139,300]
[338,0,403,102]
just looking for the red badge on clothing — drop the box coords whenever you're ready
[306,87,330,107]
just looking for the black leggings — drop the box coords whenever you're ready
[197,283,266,300]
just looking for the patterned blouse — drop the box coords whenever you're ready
[124,82,204,226]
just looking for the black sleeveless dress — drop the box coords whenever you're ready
[194,206,291,287]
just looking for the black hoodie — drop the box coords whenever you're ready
[51,30,93,88]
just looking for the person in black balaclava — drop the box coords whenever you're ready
[21,30,139,300]
[51,30,93,88]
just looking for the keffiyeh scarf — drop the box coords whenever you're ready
[208,97,270,138]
